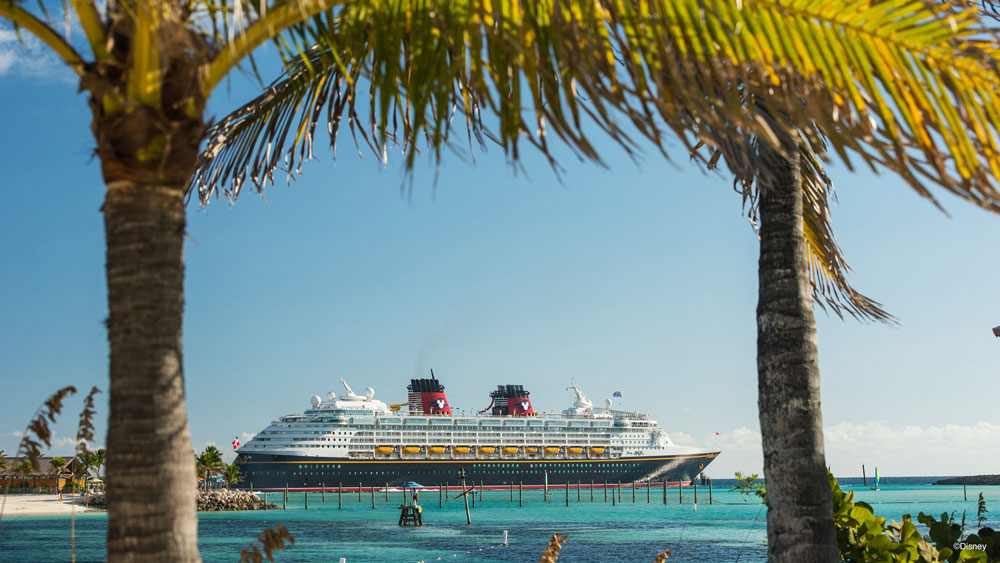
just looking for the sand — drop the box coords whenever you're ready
[0,494,98,517]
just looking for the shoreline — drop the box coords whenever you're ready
[1,494,101,517]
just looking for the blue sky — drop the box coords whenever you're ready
[1,22,998,478]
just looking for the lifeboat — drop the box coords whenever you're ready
[589,447,605,455]
[428,446,447,454]
[478,446,496,454]
[502,446,519,455]
[453,446,471,454]
[544,446,561,455]
[567,447,584,455]
[402,446,421,455]
[375,446,394,454]
[525,447,539,453]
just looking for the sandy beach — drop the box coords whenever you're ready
[0,494,98,517]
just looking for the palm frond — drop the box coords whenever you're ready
[194,0,1000,215]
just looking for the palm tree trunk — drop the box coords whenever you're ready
[756,131,838,562]
[103,182,200,562]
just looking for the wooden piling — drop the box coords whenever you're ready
[590,481,594,502]
[371,486,375,509]
[306,491,309,510]
[385,482,389,501]
[632,480,636,503]
[663,480,667,505]
[604,481,608,502]
[444,481,448,502]
[694,480,698,504]
[440,484,443,508]
[322,483,325,502]
[612,487,616,506]
[358,482,362,502]
[964,485,968,501]
[708,478,713,504]
[544,472,549,502]
[678,482,682,504]
[647,482,650,503]
[479,481,483,503]
[565,482,569,506]
[284,483,288,510]
[460,469,471,525]
[510,482,514,502]
[578,481,581,502]
[618,481,622,502]
[519,482,523,507]
[338,483,342,510]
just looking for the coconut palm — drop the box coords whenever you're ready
[0,450,7,471]
[196,4,1000,562]
[221,464,242,490]
[49,456,67,474]
[196,446,223,491]
[5,1,1000,561]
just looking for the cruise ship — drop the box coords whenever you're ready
[234,374,720,489]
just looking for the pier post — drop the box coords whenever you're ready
[264,491,268,509]
[709,477,713,505]
[647,482,650,503]
[694,480,698,504]
[479,481,483,503]
[632,481,636,503]
[511,482,514,502]
[565,482,569,506]
[618,481,622,503]
[612,488,616,506]
[284,483,288,509]
[578,481,581,502]
[964,485,968,501]
[444,481,448,502]
[338,483,342,510]
[250,483,253,494]
[358,482,362,502]
[604,481,608,502]
[590,481,594,502]
[663,480,667,505]
[440,484,443,508]
[460,469,472,525]
[519,482,523,507]
[385,482,389,501]
[304,491,308,510]
[371,486,375,509]
[678,482,682,504]
[544,472,549,502]
[322,483,325,503]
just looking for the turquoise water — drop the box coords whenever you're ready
[1,479,997,562]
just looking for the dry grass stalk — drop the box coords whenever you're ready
[538,534,568,562]
[0,386,78,532]
[71,386,101,563]
[239,524,295,562]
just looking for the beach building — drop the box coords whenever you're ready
[0,456,87,491]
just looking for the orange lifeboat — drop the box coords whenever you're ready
[567,447,584,455]
[502,446,519,455]
[525,447,539,454]
[589,447,605,455]
[402,446,421,455]
[544,447,561,455]
[428,446,447,455]
[478,446,496,454]
[375,446,394,454]
[453,446,471,454]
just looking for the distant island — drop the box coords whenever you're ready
[933,475,1000,485]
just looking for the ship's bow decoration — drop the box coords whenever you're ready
[408,372,452,415]
[491,384,534,416]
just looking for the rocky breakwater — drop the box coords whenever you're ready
[196,490,278,511]
[81,489,278,511]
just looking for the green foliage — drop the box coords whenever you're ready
[730,471,767,504]
[731,471,997,562]
[979,494,990,528]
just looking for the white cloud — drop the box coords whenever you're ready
[0,25,76,80]
[693,421,1000,479]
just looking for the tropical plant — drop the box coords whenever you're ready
[6,1,1000,561]
[50,456,67,475]
[730,471,767,504]
[0,450,7,471]
[221,464,242,490]
[197,4,1000,561]
[196,446,224,490]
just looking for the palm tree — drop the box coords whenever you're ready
[221,464,242,490]
[196,5,1000,562]
[5,1,1000,561]
[196,447,223,491]
[0,450,7,472]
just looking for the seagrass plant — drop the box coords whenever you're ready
[4,0,1000,561]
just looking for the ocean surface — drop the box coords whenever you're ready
[1,478,997,562]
